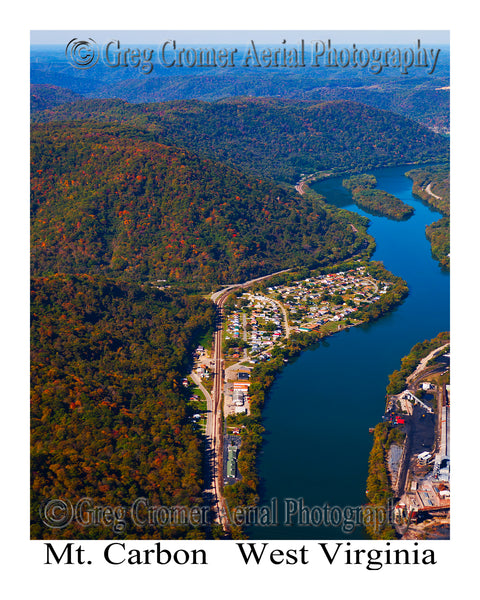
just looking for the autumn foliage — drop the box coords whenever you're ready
[31,274,215,539]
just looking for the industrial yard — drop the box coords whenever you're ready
[383,347,450,539]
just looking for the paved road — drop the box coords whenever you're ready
[425,182,442,201]
[206,268,293,531]
[210,269,291,303]
[190,372,212,406]
[269,296,291,338]
[191,371,219,522]
[406,343,449,385]
[295,181,306,195]
[200,289,229,530]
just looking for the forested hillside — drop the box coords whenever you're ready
[30,84,84,112]
[30,112,377,539]
[30,43,450,130]
[31,97,449,183]
[31,122,368,286]
[30,91,448,540]
[31,274,216,539]
[406,165,450,216]
[406,165,450,269]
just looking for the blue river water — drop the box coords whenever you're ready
[248,165,450,539]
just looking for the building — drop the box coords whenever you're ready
[226,445,238,479]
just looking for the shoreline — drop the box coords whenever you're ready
[404,166,450,271]
[294,160,448,196]
[217,163,448,538]
[364,332,450,540]
[218,260,409,531]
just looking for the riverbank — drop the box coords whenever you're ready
[299,163,449,270]
[243,165,449,540]
[364,331,450,540]
[342,174,415,221]
[405,165,450,270]
[221,260,409,520]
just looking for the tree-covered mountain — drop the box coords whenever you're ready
[30,84,84,112]
[30,84,448,541]
[31,273,216,539]
[31,42,450,130]
[406,165,450,269]
[30,111,376,540]
[31,121,370,286]
[31,97,449,183]
[301,83,449,133]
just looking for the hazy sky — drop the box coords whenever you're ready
[31,30,450,46]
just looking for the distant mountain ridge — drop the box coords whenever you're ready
[30,44,450,129]
[31,97,449,184]
[30,84,84,112]
[30,50,450,542]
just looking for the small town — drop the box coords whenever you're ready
[188,266,395,486]
[224,265,390,363]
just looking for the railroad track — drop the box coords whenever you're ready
[208,269,293,530]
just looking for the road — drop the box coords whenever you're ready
[190,371,212,406]
[210,287,231,530]
[425,182,442,201]
[270,296,291,338]
[295,180,307,195]
[406,343,449,386]
[206,268,292,531]
[210,269,291,304]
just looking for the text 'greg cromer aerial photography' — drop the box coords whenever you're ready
[31,30,450,544]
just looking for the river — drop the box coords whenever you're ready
[248,165,450,539]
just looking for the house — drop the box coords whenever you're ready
[233,382,250,391]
